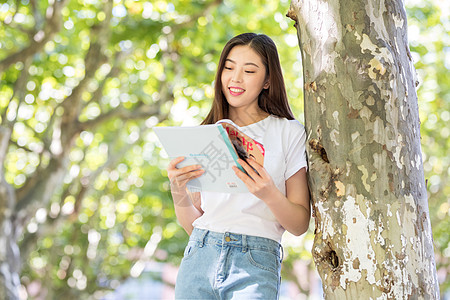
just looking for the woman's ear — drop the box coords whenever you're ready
[263,80,270,89]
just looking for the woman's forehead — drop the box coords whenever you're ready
[226,45,264,66]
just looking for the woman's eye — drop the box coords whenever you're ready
[224,66,232,70]
[245,70,255,74]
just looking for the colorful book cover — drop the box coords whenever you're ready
[216,119,265,166]
[154,121,265,193]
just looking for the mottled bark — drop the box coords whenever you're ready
[287,0,439,298]
[0,127,19,300]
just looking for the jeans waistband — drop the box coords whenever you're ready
[190,228,283,259]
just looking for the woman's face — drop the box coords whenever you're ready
[221,45,269,114]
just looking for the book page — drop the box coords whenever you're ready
[154,125,248,193]
[217,120,265,166]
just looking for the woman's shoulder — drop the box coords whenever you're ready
[268,115,305,132]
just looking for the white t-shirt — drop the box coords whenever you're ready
[192,115,308,242]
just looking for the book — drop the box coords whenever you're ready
[216,119,265,165]
[154,120,265,193]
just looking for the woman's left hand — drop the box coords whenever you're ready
[232,158,278,201]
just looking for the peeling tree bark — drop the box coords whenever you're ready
[0,127,19,300]
[287,0,439,298]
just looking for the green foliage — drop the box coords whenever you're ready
[406,0,450,294]
[0,0,447,298]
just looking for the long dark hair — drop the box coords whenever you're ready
[202,33,295,124]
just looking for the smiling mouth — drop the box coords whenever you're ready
[229,87,245,96]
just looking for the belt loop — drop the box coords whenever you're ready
[199,229,208,247]
[242,234,248,253]
[279,244,284,263]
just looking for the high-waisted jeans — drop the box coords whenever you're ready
[175,228,283,299]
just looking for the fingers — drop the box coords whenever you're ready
[168,156,185,169]
[169,169,204,196]
[232,159,256,187]
[173,168,204,182]
[233,159,277,199]
[167,156,204,189]
[233,165,253,185]
[244,157,263,170]
[236,158,260,179]
[167,156,202,176]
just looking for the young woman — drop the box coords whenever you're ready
[167,33,310,299]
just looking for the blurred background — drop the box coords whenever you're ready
[0,0,448,299]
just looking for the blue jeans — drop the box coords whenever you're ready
[175,228,283,299]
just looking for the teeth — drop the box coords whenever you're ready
[230,88,244,93]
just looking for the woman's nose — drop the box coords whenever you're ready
[231,69,242,83]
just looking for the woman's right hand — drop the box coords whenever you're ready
[167,157,205,234]
[167,157,204,203]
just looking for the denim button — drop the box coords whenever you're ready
[225,236,231,242]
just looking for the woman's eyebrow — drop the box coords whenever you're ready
[225,58,260,68]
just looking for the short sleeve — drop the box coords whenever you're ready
[284,120,308,180]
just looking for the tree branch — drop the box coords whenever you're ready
[14,0,114,219]
[0,0,69,73]
[1,57,32,127]
[30,0,44,30]
[83,50,128,109]
[19,128,138,261]
[15,155,66,211]
[79,102,170,132]
[8,140,34,154]
[0,128,13,183]
[59,0,113,147]
[40,102,62,153]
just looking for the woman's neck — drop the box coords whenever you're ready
[229,109,269,127]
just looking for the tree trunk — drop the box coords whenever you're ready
[0,128,19,300]
[287,0,439,298]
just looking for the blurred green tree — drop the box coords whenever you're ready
[0,0,447,299]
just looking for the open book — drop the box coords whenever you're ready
[154,119,265,193]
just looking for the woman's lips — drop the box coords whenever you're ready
[229,87,245,96]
